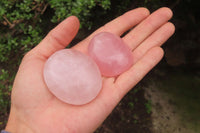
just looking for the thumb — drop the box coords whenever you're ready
[31,16,80,58]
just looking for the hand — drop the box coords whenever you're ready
[5,7,175,133]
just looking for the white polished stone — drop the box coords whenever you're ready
[43,49,102,105]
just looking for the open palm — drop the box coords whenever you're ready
[6,7,175,133]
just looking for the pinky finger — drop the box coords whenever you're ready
[115,47,164,98]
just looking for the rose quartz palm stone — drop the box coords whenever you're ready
[44,49,102,105]
[88,32,133,77]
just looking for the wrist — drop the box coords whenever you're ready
[5,108,34,133]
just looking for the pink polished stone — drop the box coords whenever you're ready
[88,32,133,77]
[43,49,102,105]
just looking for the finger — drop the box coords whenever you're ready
[115,47,164,98]
[123,7,173,50]
[73,8,150,52]
[132,22,175,64]
[92,7,150,36]
[30,16,80,59]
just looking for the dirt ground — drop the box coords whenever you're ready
[145,84,194,133]
[95,66,200,133]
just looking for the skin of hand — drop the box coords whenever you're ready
[5,7,175,133]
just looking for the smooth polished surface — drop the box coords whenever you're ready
[43,49,102,105]
[88,32,133,77]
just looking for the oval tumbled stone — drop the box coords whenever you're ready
[43,49,102,105]
[88,32,133,77]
